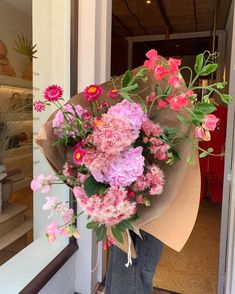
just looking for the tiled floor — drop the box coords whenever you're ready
[154,199,221,294]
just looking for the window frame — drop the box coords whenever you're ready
[13,1,78,293]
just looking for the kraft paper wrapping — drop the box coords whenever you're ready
[36,64,201,257]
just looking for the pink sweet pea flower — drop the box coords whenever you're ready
[61,208,74,223]
[168,75,180,87]
[195,126,211,141]
[31,174,56,193]
[169,93,189,111]
[46,221,60,243]
[44,85,63,101]
[168,58,181,74]
[144,49,159,69]
[157,100,167,109]
[154,65,168,80]
[43,197,58,218]
[33,101,46,112]
[202,114,219,131]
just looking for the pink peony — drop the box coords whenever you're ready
[91,114,137,155]
[77,187,136,226]
[93,147,145,187]
[107,100,147,136]
[195,126,211,141]
[108,89,120,99]
[202,114,219,131]
[33,101,45,112]
[44,85,63,101]
[31,174,56,193]
[83,84,104,102]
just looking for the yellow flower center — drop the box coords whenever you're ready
[88,86,97,94]
[111,89,117,93]
[75,152,81,160]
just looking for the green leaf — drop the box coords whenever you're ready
[194,53,204,74]
[176,115,190,125]
[200,64,218,76]
[116,220,134,231]
[119,91,133,102]
[119,83,139,93]
[121,70,133,87]
[215,81,227,89]
[86,221,98,230]
[207,147,213,153]
[194,102,216,114]
[163,126,180,134]
[187,156,195,165]
[199,151,209,158]
[220,94,233,104]
[84,175,107,197]
[111,226,124,244]
[96,225,107,241]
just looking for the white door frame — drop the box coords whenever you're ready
[74,1,112,294]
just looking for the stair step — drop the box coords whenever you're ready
[0,218,33,251]
[0,204,27,237]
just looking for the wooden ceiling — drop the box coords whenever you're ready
[112,0,232,37]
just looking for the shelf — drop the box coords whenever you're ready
[0,75,32,90]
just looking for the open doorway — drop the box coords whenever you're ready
[110,1,232,293]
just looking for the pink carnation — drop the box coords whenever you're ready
[107,100,147,136]
[44,85,63,101]
[142,119,163,137]
[77,187,136,226]
[91,114,137,155]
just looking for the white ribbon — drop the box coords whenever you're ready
[125,229,132,268]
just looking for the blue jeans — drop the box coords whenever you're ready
[105,230,163,294]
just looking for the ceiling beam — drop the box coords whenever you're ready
[112,13,134,36]
[155,0,173,34]
[123,0,149,35]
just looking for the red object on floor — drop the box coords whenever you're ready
[199,105,227,203]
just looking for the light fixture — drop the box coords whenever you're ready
[146,0,152,4]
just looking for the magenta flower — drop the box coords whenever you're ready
[83,84,104,102]
[44,85,63,101]
[33,100,46,112]
[168,58,181,74]
[73,148,86,165]
[108,89,120,99]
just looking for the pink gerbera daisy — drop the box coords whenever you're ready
[43,85,63,101]
[33,100,46,112]
[83,84,104,102]
[73,148,86,165]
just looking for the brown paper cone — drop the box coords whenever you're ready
[36,60,201,256]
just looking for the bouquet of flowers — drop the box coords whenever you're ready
[32,50,231,250]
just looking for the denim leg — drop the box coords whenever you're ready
[105,231,163,294]
[136,231,164,294]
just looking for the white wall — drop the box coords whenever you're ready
[0,0,32,78]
